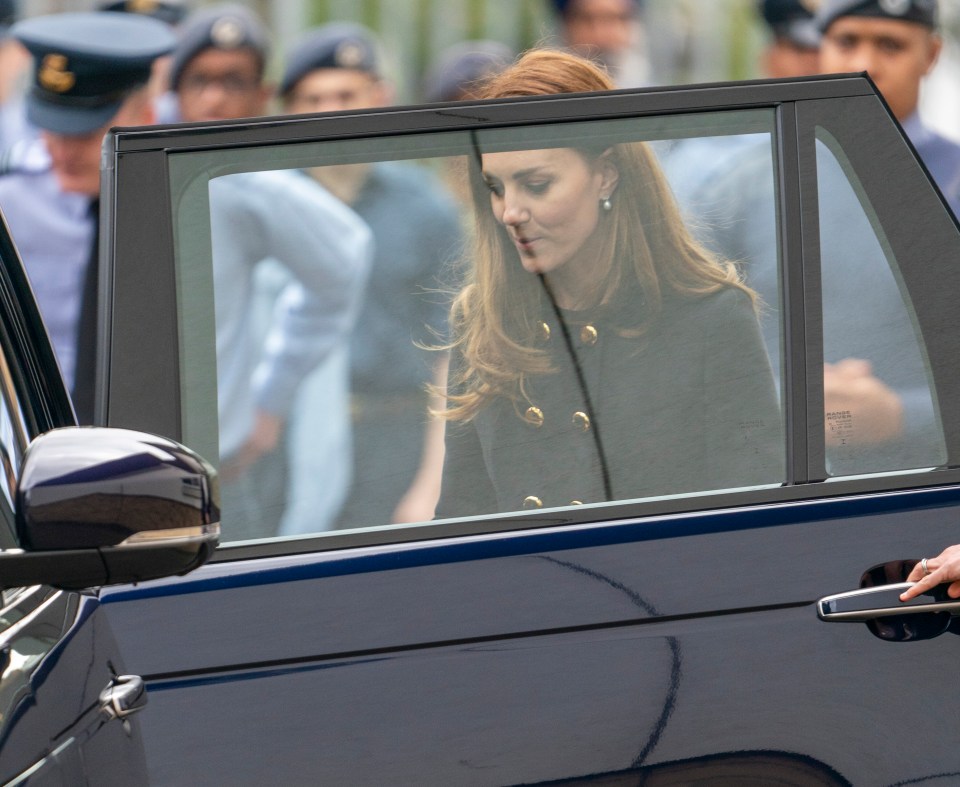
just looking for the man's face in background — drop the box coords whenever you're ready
[562,0,637,62]
[177,47,269,123]
[44,90,153,196]
[820,15,940,120]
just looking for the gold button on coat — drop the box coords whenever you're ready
[524,406,544,427]
[523,495,544,509]
[537,321,551,343]
[572,411,591,431]
[570,500,584,506]
[580,324,598,346]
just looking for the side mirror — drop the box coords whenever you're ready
[0,427,219,590]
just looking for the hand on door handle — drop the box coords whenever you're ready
[900,544,960,602]
[818,582,960,622]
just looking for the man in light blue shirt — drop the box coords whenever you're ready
[171,5,372,539]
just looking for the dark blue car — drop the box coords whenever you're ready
[4,74,960,784]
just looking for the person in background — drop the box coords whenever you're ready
[97,0,189,124]
[0,0,32,153]
[548,0,650,87]
[422,40,515,204]
[170,5,372,539]
[98,0,187,25]
[663,0,948,481]
[168,3,272,125]
[901,545,960,600]
[759,0,821,78]
[280,22,463,530]
[0,12,174,423]
[817,0,960,215]
[422,39,514,104]
[661,0,821,208]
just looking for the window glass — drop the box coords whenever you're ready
[658,130,783,397]
[815,127,946,476]
[167,109,786,543]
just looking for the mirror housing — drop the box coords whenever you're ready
[0,427,219,590]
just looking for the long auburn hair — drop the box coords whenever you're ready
[443,49,752,422]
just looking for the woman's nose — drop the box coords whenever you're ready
[500,197,528,226]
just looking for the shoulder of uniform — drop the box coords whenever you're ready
[0,146,24,177]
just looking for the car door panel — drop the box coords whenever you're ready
[0,592,150,786]
[99,482,960,784]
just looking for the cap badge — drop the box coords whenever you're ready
[127,0,160,12]
[211,17,245,49]
[334,40,366,69]
[879,0,912,15]
[38,54,76,94]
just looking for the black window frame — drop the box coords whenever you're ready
[101,73,960,562]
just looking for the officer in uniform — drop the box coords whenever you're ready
[0,12,175,423]
[759,0,821,78]
[96,1,189,125]
[816,0,960,214]
[280,23,463,529]
[97,1,188,26]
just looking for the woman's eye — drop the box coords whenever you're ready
[525,180,550,195]
[484,181,503,197]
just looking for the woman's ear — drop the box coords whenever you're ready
[598,149,620,200]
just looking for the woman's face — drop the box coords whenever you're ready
[481,147,616,279]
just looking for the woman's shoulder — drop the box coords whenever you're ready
[663,284,754,322]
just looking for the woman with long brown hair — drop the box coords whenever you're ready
[435,50,783,518]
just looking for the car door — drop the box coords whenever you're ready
[97,75,960,784]
[0,205,220,783]
[0,213,149,785]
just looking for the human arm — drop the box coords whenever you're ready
[218,409,282,482]
[247,170,372,418]
[216,170,370,469]
[433,353,498,520]
[823,358,904,446]
[390,187,463,523]
[392,354,449,523]
[899,544,960,601]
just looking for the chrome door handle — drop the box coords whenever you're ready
[818,582,960,622]
[99,674,148,721]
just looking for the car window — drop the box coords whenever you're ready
[165,109,787,543]
[814,128,946,477]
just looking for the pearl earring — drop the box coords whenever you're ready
[601,197,612,212]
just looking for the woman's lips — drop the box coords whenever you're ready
[513,235,539,254]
